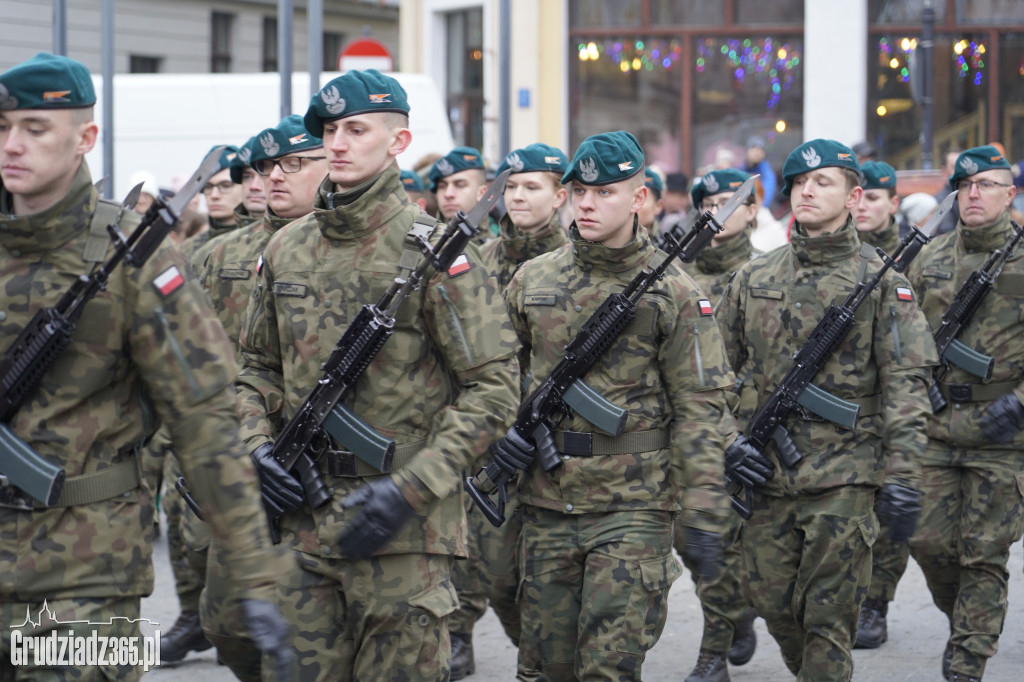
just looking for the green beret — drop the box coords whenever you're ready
[860,161,897,190]
[562,131,645,186]
[230,135,258,183]
[691,168,752,207]
[249,114,323,173]
[206,145,240,177]
[304,69,410,137]
[949,145,1011,190]
[496,143,568,177]
[644,168,664,197]
[781,138,860,196]
[428,146,486,191]
[400,169,425,192]
[0,52,95,110]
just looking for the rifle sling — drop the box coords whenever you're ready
[82,198,123,263]
[1,454,141,510]
[554,428,670,457]
[320,440,426,477]
[938,380,1017,403]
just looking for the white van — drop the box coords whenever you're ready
[85,71,453,200]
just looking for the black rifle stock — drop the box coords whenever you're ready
[727,225,934,519]
[928,220,1024,413]
[0,150,222,506]
[263,170,511,543]
[465,176,758,527]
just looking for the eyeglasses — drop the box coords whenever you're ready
[956,179,1012,193]
[701,197,752,212]
[201,180,235,195]
[253,156,326,176]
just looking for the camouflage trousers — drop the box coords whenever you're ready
[865,492,911,604]
[908,446,1024,679]
[264,550,458,682]
[741,486,876,682]
[674,510,750,653]
[1,597,148,682]
[518,506,681,682]
[162,455,204,612]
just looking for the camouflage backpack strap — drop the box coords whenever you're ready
[398,211,439,280]
[82,196,125,263]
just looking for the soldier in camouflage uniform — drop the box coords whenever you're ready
[850,159,910,651]
[496,131,746,681]
[469,142,570,680]
[401,168,429,211]
[638,167,664,236]
[906,145,1024,682]
[717,139,936,682]
[0,52,291,681]
[429,145,499,243]
[676,168,761,682]
[235,69,520,682]
[177,145,243,262]
[183,116,326,681]
[233,135,267,225]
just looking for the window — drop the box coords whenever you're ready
[446,8,485,150]
[324,32,345,71]
[211,12,234,73]
[263,16,277,72]
[129,55,161,73]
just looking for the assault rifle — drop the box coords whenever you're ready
[928,219,1024,413]
[726,193,956,519]
[465,176,758,527]
[263,169,511,543]
[0,147,225,507]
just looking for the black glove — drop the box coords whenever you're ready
[241,599,295,681]
[337,476,415,558]
[979,392,1024,444]
[878,483,922,543]
[491,428,536,476]
[724,435,775,489]
[250,443,306,517]
[682,527,723,582]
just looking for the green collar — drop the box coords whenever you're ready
[959,213,1015,253]
[695,230,753,275]
[314,165,409,242]
[497,212,567,265]
[789,216,862,266]
[0,161,95,254]
[569,216,651,274]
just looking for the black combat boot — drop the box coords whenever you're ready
[942,640,954,679]
[684,648,730,682]
[727,608,757,666]
[853,597,888,649]
[450,632,475,680]
[160,610,212,662]
[947,673,981,682]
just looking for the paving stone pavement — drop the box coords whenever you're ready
[142,516,1024,681]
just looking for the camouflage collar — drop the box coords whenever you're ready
[264,209,296,233]
[497,212,567,265]
[857,216,900,256]
[568,217,650,273]
[789,216,861,266]
[0,160,94,254]
[958,212,1014,254]
[314,165,407,241]
[694,229,753,275]
[207,215,240,240]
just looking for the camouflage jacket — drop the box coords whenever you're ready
[192,211,293,352]
[505,221,736,531]
[907,212,1024,453]
[859,215,901,256]
[479,212,567,288]
[179,214,242,263]
[0,163,276,601]
[235,165,520,557]
[718,217,936,495]
[682,230,757,307]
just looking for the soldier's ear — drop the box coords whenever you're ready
[388,128,412,159]
[75,120,99,157]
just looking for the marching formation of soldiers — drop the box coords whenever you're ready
[2,51,1023,682]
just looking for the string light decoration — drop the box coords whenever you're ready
[953,39,986,85]
[576,39,684,72]
[877,36,988,87]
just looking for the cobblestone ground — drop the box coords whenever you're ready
[142,516,1024,681]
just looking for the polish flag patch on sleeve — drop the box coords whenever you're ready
[698,299,714,316]
[896,286,914,302]
[153,265,185,297]
[447,254,471,277]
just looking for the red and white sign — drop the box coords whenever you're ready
[338,38,394,73]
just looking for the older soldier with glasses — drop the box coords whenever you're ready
[907,145,1024,682]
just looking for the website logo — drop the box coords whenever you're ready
[9,601,161,672]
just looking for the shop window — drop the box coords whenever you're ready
[869,0,948,23]
[570,0,643,28]
[650,0,723,26]
[446,7,485,150]
[956,0,1024,25]
[736,0,805,24]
